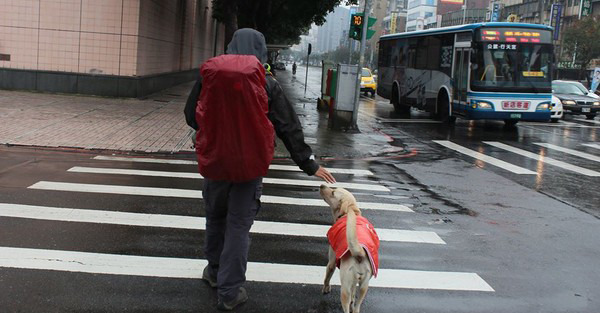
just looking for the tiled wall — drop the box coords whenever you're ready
[0,0,223,77]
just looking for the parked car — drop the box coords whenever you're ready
[552,80,600,119]
[557,80,599,99]
[550,95,563,122]
[274,62,286,70]
[360,68,377,97]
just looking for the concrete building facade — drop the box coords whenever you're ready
[406,0,438,31]
[316,6,350,53]
[0,0,224,97]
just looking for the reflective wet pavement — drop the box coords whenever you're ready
[0,66,599,312]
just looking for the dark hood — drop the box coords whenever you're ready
[226,28,268,63]
[554,93,597,101]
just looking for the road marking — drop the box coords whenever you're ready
[484,141,600,177]
[433,140,537,175]
[534,143,600,163]
[92,156,374,176]
[28,182,413,212]
[0,247,493,291]
[359,110,441,123]
[520,121,597,128]
[0,203,438,243]
[67,167,389,192]
[573,118,600,125]
[583,143,600,150]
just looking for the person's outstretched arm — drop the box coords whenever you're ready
[266,76,336,184]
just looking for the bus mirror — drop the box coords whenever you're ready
[470,49,477,63]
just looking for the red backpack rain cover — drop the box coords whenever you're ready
[195,54,274,182]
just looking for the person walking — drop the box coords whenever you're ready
[184,28,336,311]
[292,62,297,75]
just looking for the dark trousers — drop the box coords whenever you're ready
[202,177,262,301]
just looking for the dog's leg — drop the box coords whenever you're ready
[322,247,336,294]
[353,275,371,313]
[340,286,352,313]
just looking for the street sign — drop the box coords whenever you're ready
[579,0,591,18]
[550,4,562,40]
[491,3,500,22]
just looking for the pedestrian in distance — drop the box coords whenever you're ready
[184,28,336,311]
[292,62,297,76]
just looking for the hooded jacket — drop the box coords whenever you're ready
[184,28,319,176]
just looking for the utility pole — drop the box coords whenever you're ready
[462,0,469,24]
[351,0,371,128]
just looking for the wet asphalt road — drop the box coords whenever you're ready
[1,66,599,313]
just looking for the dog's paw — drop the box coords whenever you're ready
[322,284,331,294]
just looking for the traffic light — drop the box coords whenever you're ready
[349,14,363,40]
[349,13,377,41]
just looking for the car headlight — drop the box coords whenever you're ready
[536,103,550,110]
[593,101,600,106]
[562,100,576,105]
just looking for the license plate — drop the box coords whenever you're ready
[582,108,591,113]
[502,101,530,110]
[510,113,521,119]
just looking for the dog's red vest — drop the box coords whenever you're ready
[327,216,380,277]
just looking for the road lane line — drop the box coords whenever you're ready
[534,143,600,163]
[0,203,437,243]
[484,141,600,177]
[573,118,600,125]
[433,140,537,175]
[0,247,493,291]
[92,156,374,176]
[583,143,600,150]
[28,182,413,212]
[67,167,389,192]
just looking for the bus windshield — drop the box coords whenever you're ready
[471,43,552,93]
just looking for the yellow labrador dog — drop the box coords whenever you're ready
[320,185,380,313]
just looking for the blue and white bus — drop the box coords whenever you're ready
[377,23,553,125]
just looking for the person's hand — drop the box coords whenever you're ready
[315,166,336,184]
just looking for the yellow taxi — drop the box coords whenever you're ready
[360,68,377,97]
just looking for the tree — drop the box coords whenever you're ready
[212,0,358,50]
[562,16,600,82]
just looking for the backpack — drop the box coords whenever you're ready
[195,54,275,182]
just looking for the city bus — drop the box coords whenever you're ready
[377,23,553,125]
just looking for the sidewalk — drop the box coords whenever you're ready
[0,68,398,159]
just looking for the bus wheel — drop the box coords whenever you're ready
[392,87,410,117]
[504,120,519,127]
[436,94,455,124]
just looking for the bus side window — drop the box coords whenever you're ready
[427,37,441,71]
[416,37,428,69]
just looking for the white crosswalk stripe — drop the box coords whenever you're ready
[28,181,413,212]
[573,118,600,125]
[67,167,390,192]
[583,143,600,150]
[433,140,537,175]
[0,246,494,291]
[534,143,600,163]
[0,203,441,244]
[92,156,374,176]
[484,141,600,177]
[2,156,498,295]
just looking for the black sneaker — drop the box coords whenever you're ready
[202,265,217,288]
[217,287,248,311]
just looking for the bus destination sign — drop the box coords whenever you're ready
[479,28,552,44]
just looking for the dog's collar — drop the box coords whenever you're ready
[336,212,346,220]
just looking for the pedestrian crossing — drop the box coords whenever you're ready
[0,154,495,296]
[434,140,600,177]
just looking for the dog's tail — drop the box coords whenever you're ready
[344,201,366,262]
